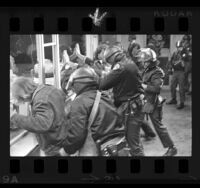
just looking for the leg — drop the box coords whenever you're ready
[177,71,186,109]
[126,111,145,156]
[167,72,178,104]
[184,62,190,92]
[149,106,174,148]
[140,119,156,137]
[188,72,192,94]
[170,72,178,101]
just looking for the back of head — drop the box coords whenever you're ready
[11,77,38,101]
[66,66,99,95]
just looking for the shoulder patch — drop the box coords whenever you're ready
[113,63,121,70]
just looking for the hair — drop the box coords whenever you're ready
[11,77,38,99]
[14,53,32,65]
[128,43,141,59]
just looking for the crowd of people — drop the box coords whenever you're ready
[10,35,192,157]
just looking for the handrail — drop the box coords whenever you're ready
[10,130,28,146]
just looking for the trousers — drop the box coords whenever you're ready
[118,101,145,156]
[170,71,185,104]
[148,105,174,148]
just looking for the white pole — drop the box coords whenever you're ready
[85,35,98,59]
[36,35,45,84]
[52,35,61,89]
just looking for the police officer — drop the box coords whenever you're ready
[99,46,145,156]
[166,41,186,109]
[137,48,177,156]
[128,43,157,140]
[180,35,192,95]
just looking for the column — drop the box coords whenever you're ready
[85,35,99,59]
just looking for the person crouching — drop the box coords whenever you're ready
[10,77,68,156]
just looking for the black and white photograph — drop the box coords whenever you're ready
[10,34,192,157]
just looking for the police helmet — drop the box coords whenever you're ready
[136,48,157,63]
[103,46,124,65]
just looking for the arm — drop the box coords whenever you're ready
[63,99,89,154]
[99,65,124,90]
[145,70,164,94]
[10,101,54,133]
[168,52,175,70]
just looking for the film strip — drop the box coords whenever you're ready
[0,6,199,184]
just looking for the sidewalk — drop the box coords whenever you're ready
[142,85,192,156]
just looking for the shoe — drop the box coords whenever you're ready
[177,103,185,109]
[163,146,177,156]
[166,99,177,105]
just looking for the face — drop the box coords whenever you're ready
[140,61,150,69]
[132,47,140,57]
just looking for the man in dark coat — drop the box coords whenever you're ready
[128,43,157,140]
[62,66,126,156]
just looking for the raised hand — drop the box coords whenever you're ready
[62,50,70,63]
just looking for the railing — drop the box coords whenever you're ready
[10,130,28,146]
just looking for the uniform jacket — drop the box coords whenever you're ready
[170,51,185,71]
[142,65,165,106]
[10,84,68,155]
[99,58,144,107]
[63,87,124,154]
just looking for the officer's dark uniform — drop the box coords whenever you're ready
[126,51,156,139]
[169,50,186,105]
[181,46,192,93]
[132,59,156,139]
[99,58,145,156]
[142,64,175,149]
